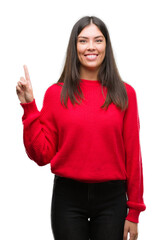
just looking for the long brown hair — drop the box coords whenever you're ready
[57,16,128,111]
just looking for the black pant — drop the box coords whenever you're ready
[51,175,128,240]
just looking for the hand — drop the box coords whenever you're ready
[123,220,138,240]
[16,65,34,103]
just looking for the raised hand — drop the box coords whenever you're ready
[16,65,34,103]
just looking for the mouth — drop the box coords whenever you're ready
[84,54,98,60]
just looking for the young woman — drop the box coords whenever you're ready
[16,16,146,240]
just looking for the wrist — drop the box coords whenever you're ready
[126,208,140,223]
[20,99,39,121]
[26,98,34,103]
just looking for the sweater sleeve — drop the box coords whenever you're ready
[20,87,58,166]
[123,85,146,223]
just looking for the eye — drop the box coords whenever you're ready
[96,39,103,43]
[78,39,87,43]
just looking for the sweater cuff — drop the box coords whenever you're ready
[20,99,39,120]
[126,208,140,223]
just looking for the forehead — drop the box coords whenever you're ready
[78,24,104,38]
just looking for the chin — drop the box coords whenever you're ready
[85,64,100,70]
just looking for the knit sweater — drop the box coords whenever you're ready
[20,79,146,223]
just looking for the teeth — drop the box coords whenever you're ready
[86,55,97,59]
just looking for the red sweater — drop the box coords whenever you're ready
[20,79,146,223]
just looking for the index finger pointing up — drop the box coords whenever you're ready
[23,65,30,81]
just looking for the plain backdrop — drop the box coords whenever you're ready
[0,0,161,239]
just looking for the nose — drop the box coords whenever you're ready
[87,40,96,50]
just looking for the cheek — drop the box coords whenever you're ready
[77,44,87,55]
[99,46,106,60]
[77,48,86,63]
[99,45,106,54]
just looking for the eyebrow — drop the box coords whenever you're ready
[78,35,104,39]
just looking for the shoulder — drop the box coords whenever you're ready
[123,81,137,98]
[123,81,136,94]
[123,82,138,109]
[44,82,63,97]
[42,83,63,106]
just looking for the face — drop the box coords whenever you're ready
[77,24,106,71]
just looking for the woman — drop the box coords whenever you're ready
[16,16,146,240]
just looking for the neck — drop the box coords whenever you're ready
[80,66,99,80]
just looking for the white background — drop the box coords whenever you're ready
[0,0,161,239]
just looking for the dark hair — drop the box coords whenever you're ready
[57,16,128,111]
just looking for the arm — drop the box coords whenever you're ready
[123,85,146,223]
[20,95,58,166]
[16,65,58,166]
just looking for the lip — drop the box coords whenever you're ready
[84,54,98,56]
[84,54,98,61]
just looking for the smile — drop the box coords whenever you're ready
[84,54,98,60]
